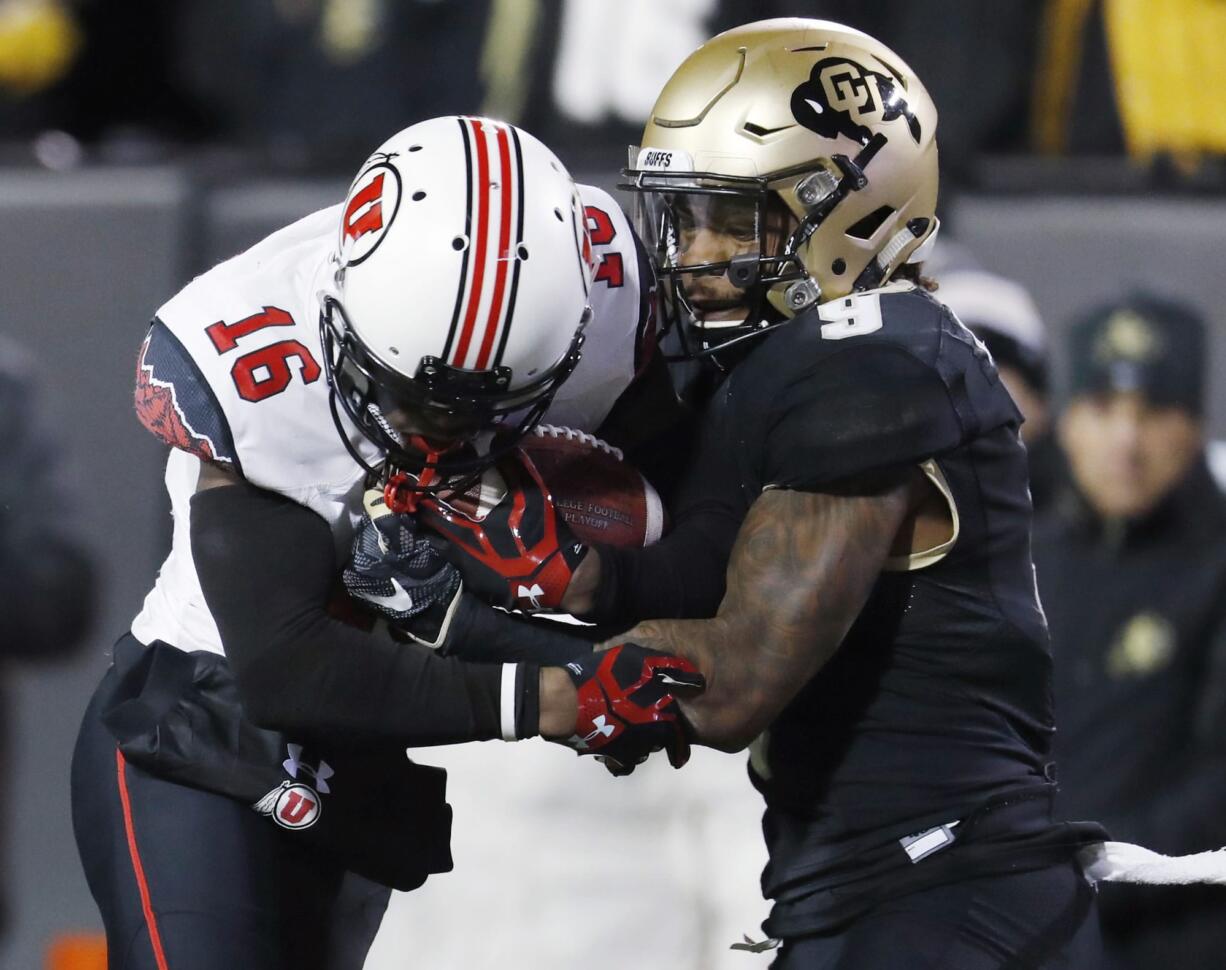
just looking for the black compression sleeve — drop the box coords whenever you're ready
[439,593,595,665]
[583,495,740,625]
[190,482,521,745]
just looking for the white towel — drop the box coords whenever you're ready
[1080,841,1226,885]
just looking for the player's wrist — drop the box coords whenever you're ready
[538,666,578,739]
[559,547,601,615]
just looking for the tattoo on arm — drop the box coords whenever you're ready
[616,473,915,750]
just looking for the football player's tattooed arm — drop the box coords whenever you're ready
[615,472,917,752]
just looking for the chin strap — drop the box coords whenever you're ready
[384,440,446,514]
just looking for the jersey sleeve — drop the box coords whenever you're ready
[760,343,964,491]
[548,185,657,432]
[135,318,243,475]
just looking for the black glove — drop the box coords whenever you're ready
[343,489,461,625]
[557,643,705,775]
[418,449,586,613]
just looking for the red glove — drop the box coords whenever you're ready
[417,449,586,613]
[559,643,705,775]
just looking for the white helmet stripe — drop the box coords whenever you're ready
[441,118,475,364]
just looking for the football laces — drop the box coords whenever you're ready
[532,424,624,462]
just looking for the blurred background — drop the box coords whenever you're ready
[3,1,1226,968]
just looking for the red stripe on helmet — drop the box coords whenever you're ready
[474,124,516,370]
[450,118,494,367]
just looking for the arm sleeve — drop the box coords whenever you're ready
[584,498,741,625]
[762,345,964,491]
[583,384,747,625]
[191,482,530,745]
[439,592,595,665]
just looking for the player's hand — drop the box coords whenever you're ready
[343,488,461,624]
[417,449,586,613]
[551,643,705,775]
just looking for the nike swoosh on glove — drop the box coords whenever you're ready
[343,489,461,623]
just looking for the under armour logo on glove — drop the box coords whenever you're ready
[569,713,617,750]
[418,449,586,613]
[517,583,546,610]
[558,643,705,775]
[343,488,461,623]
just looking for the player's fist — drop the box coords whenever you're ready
[554,643,705,774]
[343,489,460,623]
[417,450,586,613]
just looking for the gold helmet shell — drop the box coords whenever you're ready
[632,18,939,313]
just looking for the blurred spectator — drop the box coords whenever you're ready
[0,0,211,146]
[3,1,1046,178]
[175,0,492,167]
[0,335,96,936]
[1032,0,1226,164]
[0,0,79,95]
[938,266,1063,512]
[1032,294,1226,969]
[519,0,1040,177]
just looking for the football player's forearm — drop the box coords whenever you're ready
[560,548,601,615]
[567,502,740,622]
[619,481,912,751]
[191,483,513,744]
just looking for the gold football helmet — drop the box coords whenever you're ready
[622,19,939,360]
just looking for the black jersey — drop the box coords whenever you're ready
[685,284,1104,936]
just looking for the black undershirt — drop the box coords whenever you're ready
[191,482,526,746]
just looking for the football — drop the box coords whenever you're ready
[439,425,665,548]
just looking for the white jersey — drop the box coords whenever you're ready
[131,184,652,655]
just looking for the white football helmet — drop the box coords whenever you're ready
[321,115,594,485]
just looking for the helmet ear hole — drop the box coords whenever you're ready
[832,258,847,275]
[845,205,895,241]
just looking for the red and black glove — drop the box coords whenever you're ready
[558,643,705,775]
[417,449,585,613]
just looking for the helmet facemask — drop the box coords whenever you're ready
[623,133,912,367]
[320,293,585,497]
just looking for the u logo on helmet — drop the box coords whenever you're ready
[341,160,402,266]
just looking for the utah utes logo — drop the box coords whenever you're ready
[273,783,322,829]
[341,158,401,266]
[252,781,323,830]
[791,57,922,146]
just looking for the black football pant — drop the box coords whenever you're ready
[71,671,390,970]
[771,862,1103,970]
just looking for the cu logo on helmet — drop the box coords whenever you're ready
[791,57,922,146]
[819,62,878,121]
[272,783,323,830]
[341,161,402,267]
